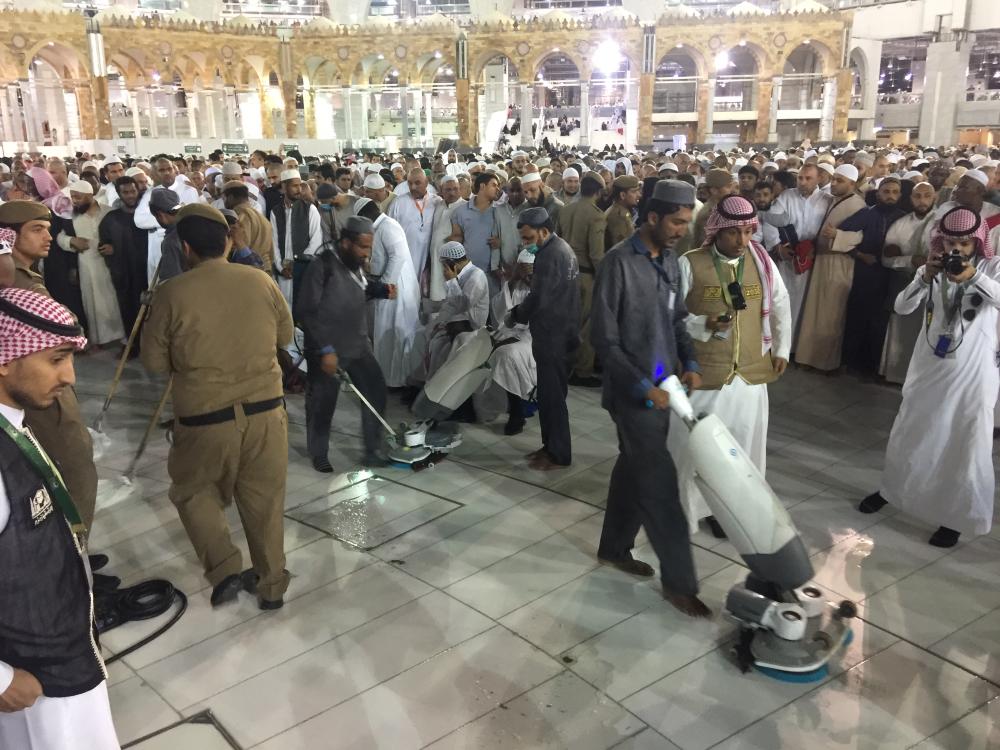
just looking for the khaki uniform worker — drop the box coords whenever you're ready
[605,175,641,250]
[141,203,293,610]
[0,201,98,531]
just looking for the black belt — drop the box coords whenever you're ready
[579,267,595,275]
[178,397,284,427]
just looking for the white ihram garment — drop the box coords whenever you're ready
[879,258,1000,536]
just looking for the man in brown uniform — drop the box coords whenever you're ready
[0,201,98,532]
[141,203,292,610]
[557,174,607,387]
[604,175,640,250]
[222,180,274,272]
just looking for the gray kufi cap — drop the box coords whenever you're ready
[517,207,550,228]
[344,215,374,235]
[652,179,695,205]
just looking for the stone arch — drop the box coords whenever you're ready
[780,42,826,109]
[417,55,456,86]
[784,37,836,77]
[24,41,86,80]
[849,47,869,105]
[656,49,700,79]
[527,48,586,82]
[470,49,520,81]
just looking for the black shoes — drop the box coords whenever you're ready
[88,553,109,571]
[706,516,728,540]
[312,455,334,473]
[259,598,284,611]
[504,415,525,435]
[92,573,121,592]
[858,492,888,514]
[929,526,961,548]
[569,375,602,388]
[210,574,244,608]
[598,554,656,578]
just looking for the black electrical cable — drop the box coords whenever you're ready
[95,579,188,665]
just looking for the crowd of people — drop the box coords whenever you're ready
[1,136,1000,747]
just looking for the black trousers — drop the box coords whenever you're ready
[597,400,699,596]
[305,351,386,459]
[533,342,572,465]
[842,262,890,375]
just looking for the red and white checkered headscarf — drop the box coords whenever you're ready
[703,195,759,246]
[930,206,994,259]
[0,287,87,365]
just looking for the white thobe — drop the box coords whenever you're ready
[170,176,201,206]
[269,202,322,308]
[96,183,118,209]
[0,404,120,750]
[879,212,930,383]
[669,246,793,534]
[428,199,462,302]
[413,262,490,381]
[133,189,164,285]
[880,259,1000,535]
[388,193,441,283]
[763,187,832,340]
[370,214,421,387]
[56,208,125,346]
[489,282,535,400]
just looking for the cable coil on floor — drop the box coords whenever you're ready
[95,578,188,664]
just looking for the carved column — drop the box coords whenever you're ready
[637,72,654,149]
[755,78,772,143]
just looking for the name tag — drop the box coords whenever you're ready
[743,283,762,300]
[30,487,53,527]
[702,286,723,301]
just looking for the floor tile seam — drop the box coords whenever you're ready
[128,555,410,672]
[901,697,1000,750]
[926,602,1000,651]
[608,726,678,749]
[614,632,742,705]
[699,637,902,750]
[101,516,328,588]
[430,523,603,595]
[446,455,610,510]
[175,590,495,724]
[868,611,1000,691]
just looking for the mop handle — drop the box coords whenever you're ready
[338,372,399,438]
[99,263,163,416]
[124,375,173,477]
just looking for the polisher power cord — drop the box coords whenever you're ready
[95,579,188,664]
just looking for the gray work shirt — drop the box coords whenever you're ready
[451,198,501,273]
[591,232,701,410]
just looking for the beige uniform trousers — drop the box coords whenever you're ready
[168,405,289,601]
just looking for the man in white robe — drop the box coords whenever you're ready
[760,164,831,343]
[489,250,537,435]
[409,241,489,384]
[56,182,124,347]
[668,196,792,536]
[427,175,464,304]
[388,168,443,296]
[356,198,420,388]
[95,156,124,208]
[860,206,999,547]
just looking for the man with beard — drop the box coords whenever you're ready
[296,216,394,472]
[520,171,563,228]
[751,181,780,251]
[427,174,465,302]
[509,207,580,471]
[737,164,759,200]
[389,168,442,293]
[692,169,736,248]
[96,156,125,208]
[223,181,274,274]
[795,165,868,372]
[556,167,580,205]
[838,176,907,376]
[55,182,123,348]
[98,175,148,340]
[270,169,321,307]
[605,175,641,249]
[879,181,938,384]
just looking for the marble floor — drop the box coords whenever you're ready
[72,350,1000,750]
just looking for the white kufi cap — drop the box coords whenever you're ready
[834,164,859,181]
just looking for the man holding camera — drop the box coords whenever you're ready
[860,206,1000,548]
[669,195,791,537]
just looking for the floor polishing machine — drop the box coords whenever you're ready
[340,329,496,469]
[660,375,857,682]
